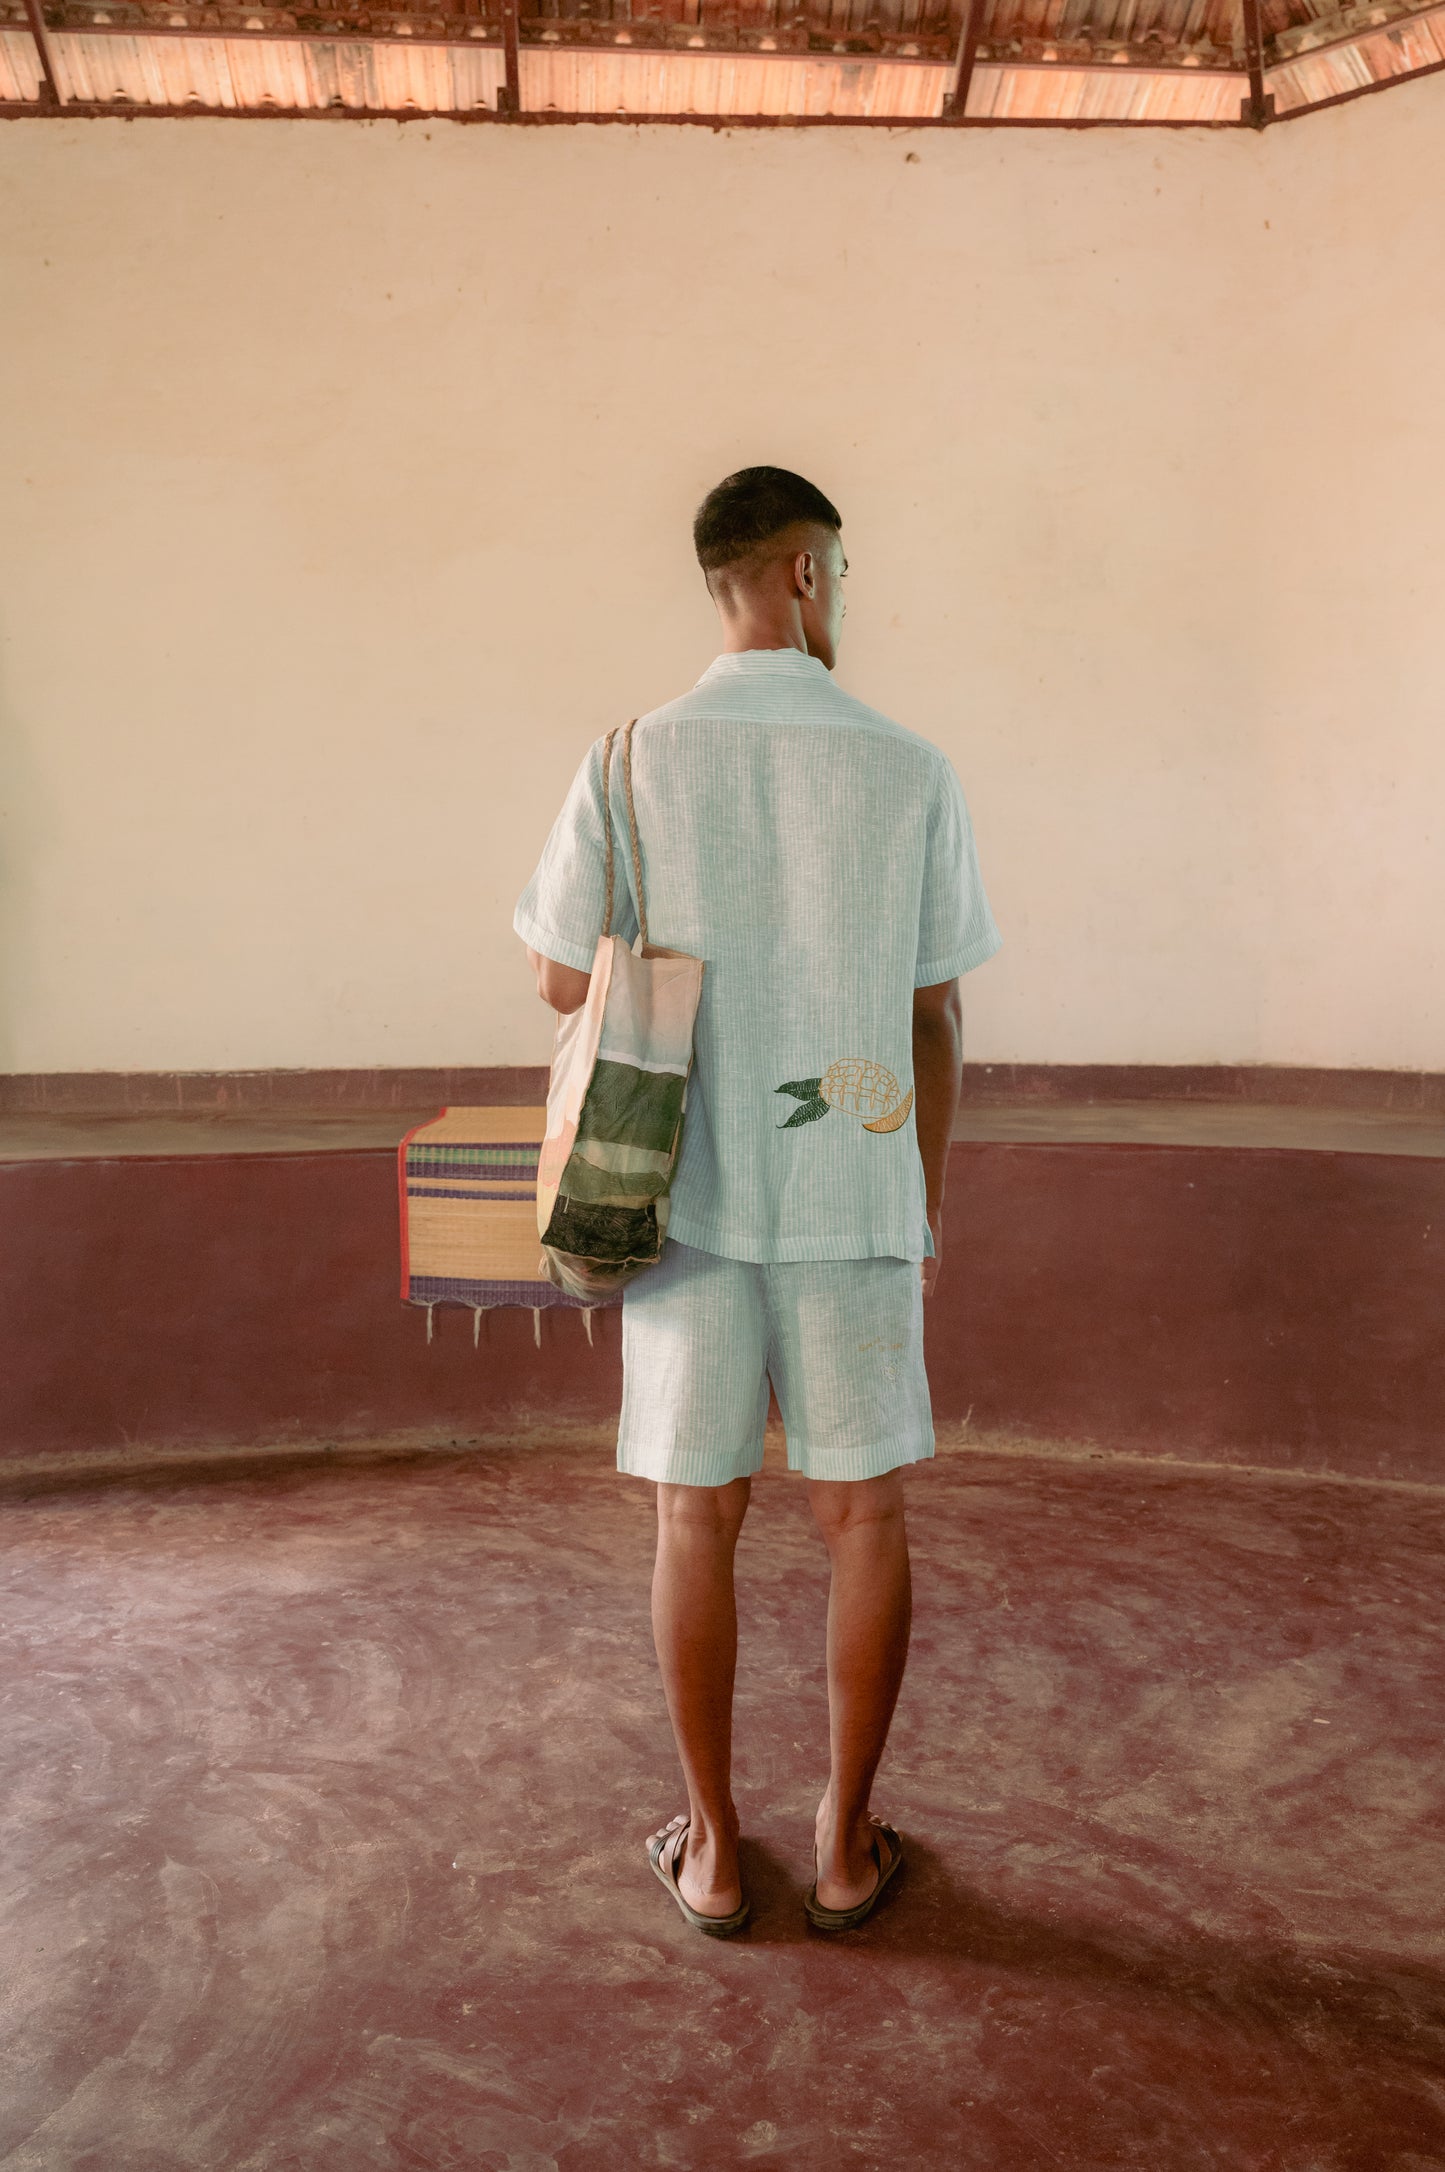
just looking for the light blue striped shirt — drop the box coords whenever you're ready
[514,648,1001,1264]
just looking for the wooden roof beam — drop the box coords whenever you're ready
[23,0,64,102]
[498,0,520,109]
[1239,0,1275,120]
[944,0,984,115]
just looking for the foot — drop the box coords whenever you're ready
[649,1813,743,1919]
[813,1806,897,1912]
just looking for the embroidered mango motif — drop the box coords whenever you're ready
[775,1059,915,1133]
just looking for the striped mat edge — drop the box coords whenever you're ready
[397,1105,620,1315]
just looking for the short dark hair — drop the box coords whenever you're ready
[693,466,842,575]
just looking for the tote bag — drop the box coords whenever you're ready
[536,719,704,1303]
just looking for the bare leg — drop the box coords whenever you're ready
[648,1475,751,1917]
[808,1468,912,1910]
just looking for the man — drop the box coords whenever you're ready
[514,467,1001,1935]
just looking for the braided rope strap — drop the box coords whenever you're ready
[619,717,649,950]
[599,726,617,938]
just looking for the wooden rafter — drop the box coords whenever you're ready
[499,0,521,109]
[1239,0,1275,119]
[944,0,985,116]
[22,0,63,102]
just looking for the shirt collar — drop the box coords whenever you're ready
[697,648,830,684]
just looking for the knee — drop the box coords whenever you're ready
[807,1468,906,1540]
[656,1475,751,1541]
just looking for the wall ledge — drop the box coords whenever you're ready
[2,1062,1442,1117]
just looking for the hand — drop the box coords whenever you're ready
[920,1209,943,1301]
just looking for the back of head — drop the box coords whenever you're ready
[693,466,842,582]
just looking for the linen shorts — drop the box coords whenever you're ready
[616,1240,935,1488]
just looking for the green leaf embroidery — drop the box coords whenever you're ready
[775,1078,823,1100]
[779,1096,829,1128]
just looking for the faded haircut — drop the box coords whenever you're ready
[693,466,842,576]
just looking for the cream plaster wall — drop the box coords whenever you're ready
[0,93,1439,1073]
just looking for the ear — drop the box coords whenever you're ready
[794,547,816,600]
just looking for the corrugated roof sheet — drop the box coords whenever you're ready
[0,25,43,95]
[48,27,503,104]
[968,57,1243,113]
[1269,0,1445,104]
[520,45,951,111]
[529,0,954,41]
[2,0,1442,116]
[5,33,1247,111]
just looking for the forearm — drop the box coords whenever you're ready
[912,991,963,1221]
[525,946,591,1016]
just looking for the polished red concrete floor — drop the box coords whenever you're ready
[3,1436,1443,2171]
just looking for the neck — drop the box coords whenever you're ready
[716,599,810,657]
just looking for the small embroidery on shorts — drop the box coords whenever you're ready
[775,1060,914,1134]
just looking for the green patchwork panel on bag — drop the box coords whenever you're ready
[576,1058,686,1155]
[560,1145,673,1206]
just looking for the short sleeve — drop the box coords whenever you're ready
[915,759,1003,988]
[513,738,640,972]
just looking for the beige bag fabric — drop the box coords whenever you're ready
[536,720,705,1303]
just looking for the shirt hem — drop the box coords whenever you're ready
[666,1210,927,1266]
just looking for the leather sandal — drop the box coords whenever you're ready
[647,1819,750,1939]
[804,1820,904,1931]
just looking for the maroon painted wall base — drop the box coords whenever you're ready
[2,1139,1441,1484]
[929,1143,1444,1484]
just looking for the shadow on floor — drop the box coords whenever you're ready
[741,1832,1445,2076]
